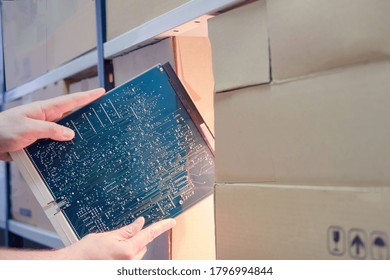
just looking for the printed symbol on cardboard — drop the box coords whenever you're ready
[370,232,389,260]
[348,229,367,259]
[327,226,345,256]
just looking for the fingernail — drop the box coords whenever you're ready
[134,217,145,224]
[63,128,75,139]
[167,219,176,227]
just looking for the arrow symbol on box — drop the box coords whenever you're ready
[351,235,365,256]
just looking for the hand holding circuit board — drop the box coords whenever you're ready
[0,88,106,161]
[0,88,176,259]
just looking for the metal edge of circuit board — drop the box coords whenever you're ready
[11,63,214,245]
[10,149,78,246]
[162,63,215,154]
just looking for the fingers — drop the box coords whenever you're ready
[114,217,145,239]
[38,88,106,121]
[27,119,75,141]
[128,219,176,253]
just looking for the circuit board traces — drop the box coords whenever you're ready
[25,65,214,239]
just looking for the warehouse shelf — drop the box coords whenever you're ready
[5,50,98,103]
[8,220,64,249]
[1,0,249,251]
[104,0,246,58]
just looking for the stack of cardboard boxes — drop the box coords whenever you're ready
[2,0,96,90]
[210,0,390,259]
[106,0,190,41]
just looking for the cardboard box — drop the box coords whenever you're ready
[216,183,390,259]
[31,81,67,102]
[215,60,390,185]
[68,76,99,94]
[208,0,270,92]
[113,38,176,83]
[173,36,215,134]
[2,0,47,89]
[106,0,189,40]
[172,195,216,260]
[2,0,96,89]
[268,0,390,81]
[46,0,96,69]
[10,162,55,232]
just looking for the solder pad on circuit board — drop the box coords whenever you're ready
[24,63,214,239]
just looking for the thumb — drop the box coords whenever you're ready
[28,119,75,141]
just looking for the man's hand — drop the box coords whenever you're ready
[58,217,176,260]
[0,88,105,161]
[0,217,176,260]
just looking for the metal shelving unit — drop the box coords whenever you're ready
[8,220,63,249]
[0,0,247,249]
[5,50,98,103]
[104,0,245,58]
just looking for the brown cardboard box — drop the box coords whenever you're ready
[106,0,189,40]
[215,183,390,259]
[215,60,390,185]
[46,0,96,69]
[173,36,215,134]
[68,76,99,94]
[31,81,67,102]
[208,0,269,92]
[2,0,96,89]
[112,38,176,83]
[2,0,47,89]
[268,0,390,81]
[172,37,216,259]
[172,195,215,260]
[10,163,55,233]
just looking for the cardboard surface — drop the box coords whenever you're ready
[106,0,189,40]
[112,39,176,84]
[46,0,96,69]
[172,37,216,259]
[216,183,390,259]
[2,0,96,88]
[173,36,215,134]
[68,76,99,94]
[268,0,390,81]
[208,0,270,92]
[10,162,55,232]
[215,60,390,186]
[2,0,47,89]
[31,81,67,102]
[171,195,216,260]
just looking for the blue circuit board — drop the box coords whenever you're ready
[25,64,214,239]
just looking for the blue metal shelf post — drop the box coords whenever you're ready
[95,0,115,91]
